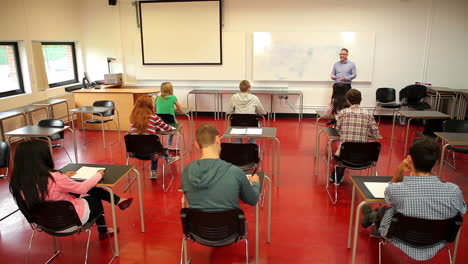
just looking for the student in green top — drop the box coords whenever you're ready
[156,82,182,147]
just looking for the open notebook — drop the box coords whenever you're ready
[70,166,105,181]
[230,128,263,135]
[363,182,389,199]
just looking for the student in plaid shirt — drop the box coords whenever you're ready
[361,137,466,261]
[330,89,379,183]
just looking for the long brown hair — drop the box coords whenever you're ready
[130,95,154,133]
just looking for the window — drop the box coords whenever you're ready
[42,42,78,88]
[0,42,24,98]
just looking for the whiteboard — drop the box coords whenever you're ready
[135,32,245,81]
[253,32,375,82]
[139,0,221,65]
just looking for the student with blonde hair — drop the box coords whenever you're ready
[156,82,182,148]
[130,95,179,179]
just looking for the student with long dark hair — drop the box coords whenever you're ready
[9,139,133,240]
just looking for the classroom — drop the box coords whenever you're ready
[0,0,467,263]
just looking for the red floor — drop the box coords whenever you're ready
[0,116,467,264]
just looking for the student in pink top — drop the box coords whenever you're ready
[9,140,134,240]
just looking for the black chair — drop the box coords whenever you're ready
[124,133,174,192]
[25,200,112,264]
[0,141,9,178]
[156,113,176,124]
[38,119,73,162]
[399,84,431,111]
[84,100,116,126]
[373,88,400,124]
[414,119,444,139]
[180,208,249,264]
[379,213,463,264]
[228,114,264,128]
[220,143,260,172]
[327,142,381,204]
[442,120,468,169]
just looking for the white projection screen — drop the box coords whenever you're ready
[139,0,222,65]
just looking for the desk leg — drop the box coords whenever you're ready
[453,226,462,264]
[274,138,281,188]
[390,110,397,149]
[116,109,121,143]
[265,175,272,243]
[46,137,53,157]
[98,113,106,148]
[101,186,119,257]
[352,201,366,264]
[132,168,145,232]
[315,129,324,176]
[177,132,185,173]
[403,118,413,157]
[315,117,322,157]
[0,121,5,142]
[195,94,198,119]
[67,127,78,163]
[348,185,356,248]
[64,101,71,125]
[256,200,260,264]
[439,143,448,177]
[299,94,303,122]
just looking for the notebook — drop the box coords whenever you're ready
[363,182,389,199]
[70,166,105,181]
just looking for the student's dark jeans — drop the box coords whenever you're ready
[78,188,120,234]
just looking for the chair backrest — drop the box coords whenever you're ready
[30,200,83,234]
[124,133,164,158]
[230,114,260,127]
[157,113,176,124]
[180,208,247,247]
[443,120,468,133]
[93,100,115,117]
[376,88,396,103]
[387,213,463,247]
[339,142,381,169]
[0,141,10,169]
[422,119,444,137]
[38,119,65,140]
[220,143,260,167]
[404,84,427,102]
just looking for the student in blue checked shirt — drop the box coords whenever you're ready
[361,137,466,261]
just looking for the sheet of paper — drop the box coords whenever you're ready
[71,166,105,181]
[230,128,247,135]
[246,128,263,135]
[363,182,389,199]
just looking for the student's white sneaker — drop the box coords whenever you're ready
[150,170,157,180]
[165,156,179,165]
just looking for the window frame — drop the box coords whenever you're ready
[0,42,25,98]
[41,42,79,88]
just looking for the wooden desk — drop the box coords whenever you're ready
[72,87,160,130]
[0,111,28,141]
[31,98,70,124]
[60,163,145,258]
[435,132,468,177]
[348,176,391,264]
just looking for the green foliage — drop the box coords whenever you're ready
[0,46,8,65]
[42,45,68,61]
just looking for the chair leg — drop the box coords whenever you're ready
[182,238,190,264]
[60,146,73,163]
[26,230,36,264]
[84,229,92,264]
[45,236,61,264]
[448,246,453,264]
[244,238,249,264]
[378,241,383,264]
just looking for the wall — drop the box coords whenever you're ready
[0,0,80,131]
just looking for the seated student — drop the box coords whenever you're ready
[9,140,133,240]
[156,82,183,149]
[130,95,179,179]
[229,80,266,144]
[330,89,379,184]
[361,137,466,261]
[324,83,350,125]
[181,123,260,209]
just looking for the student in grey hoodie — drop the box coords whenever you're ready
[181,123,260,209]
[229,80,266,144]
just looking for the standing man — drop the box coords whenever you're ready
[330,48,356,92]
